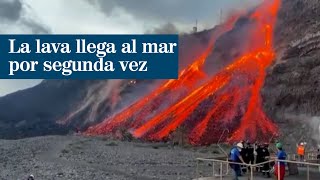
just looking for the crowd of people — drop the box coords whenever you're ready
[228,140,287,180]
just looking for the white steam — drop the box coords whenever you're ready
[58,80,124,125]
[283,113,320,148]
[310,116,320,147]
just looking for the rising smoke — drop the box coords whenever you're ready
[0,0,50,34]
[145,23,180,34]
[0,0,22,21]
[309,116,320,147]
[58,80,123,125]
[282,113,320,148]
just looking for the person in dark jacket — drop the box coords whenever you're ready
[261,143,271,177]
[241,142,248,174]
[246,142,255,166]
[255,143,264,172]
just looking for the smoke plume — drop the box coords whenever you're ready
[282,113,320,149]
[0,0,50,34]
[145,23,180,34]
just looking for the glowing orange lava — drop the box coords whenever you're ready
[85,0,281,145]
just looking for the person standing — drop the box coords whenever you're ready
[246,142,255,166]
[317,149,320,172]
[229,143,247,180]
[241,141,248,174]
[261,143,271,178]
[274,142,287,180]
[297,142,305,164]
[255,143,264,172]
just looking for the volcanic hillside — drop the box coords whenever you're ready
[85,0,281,145]
[0,0,319,145]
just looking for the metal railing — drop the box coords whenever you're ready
[287,151,319,161]
[275,159,320,180]
[196,157,241,179]
[196,157,272,180]
[195,157,320,180]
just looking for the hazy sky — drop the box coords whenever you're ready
[0,0,260,96]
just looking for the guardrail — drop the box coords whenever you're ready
[195,157,320,180]
[275,159,320,180]
[287,151,319,161]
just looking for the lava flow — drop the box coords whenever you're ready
[85,0,281,145]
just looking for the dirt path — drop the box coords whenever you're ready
[35,136,156,180]
[1,135,319,180]
[0,135,216,180]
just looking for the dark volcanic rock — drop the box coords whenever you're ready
[262,52,320,148]
[0,79,155,139]
[262,0,320,147]
[0,80,87,138]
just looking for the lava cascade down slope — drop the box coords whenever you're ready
[85,0,281,145]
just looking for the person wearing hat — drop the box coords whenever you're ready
[27,175,34,180]
[274,142,286,180]
[229,142,247,180]
[296,142,305,165]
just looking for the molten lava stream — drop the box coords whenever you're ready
[84,11,244,136]
[86,0,282,145]
[85,54,208,135]
[129,88,191,129]
[228,53,278,142]
[227,0,281,142]
[193,51,276,144]
[134,51,262,140]
[188,94,231,144]
[133,74,231,139]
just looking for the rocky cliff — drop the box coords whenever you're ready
[262,0,320,146]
